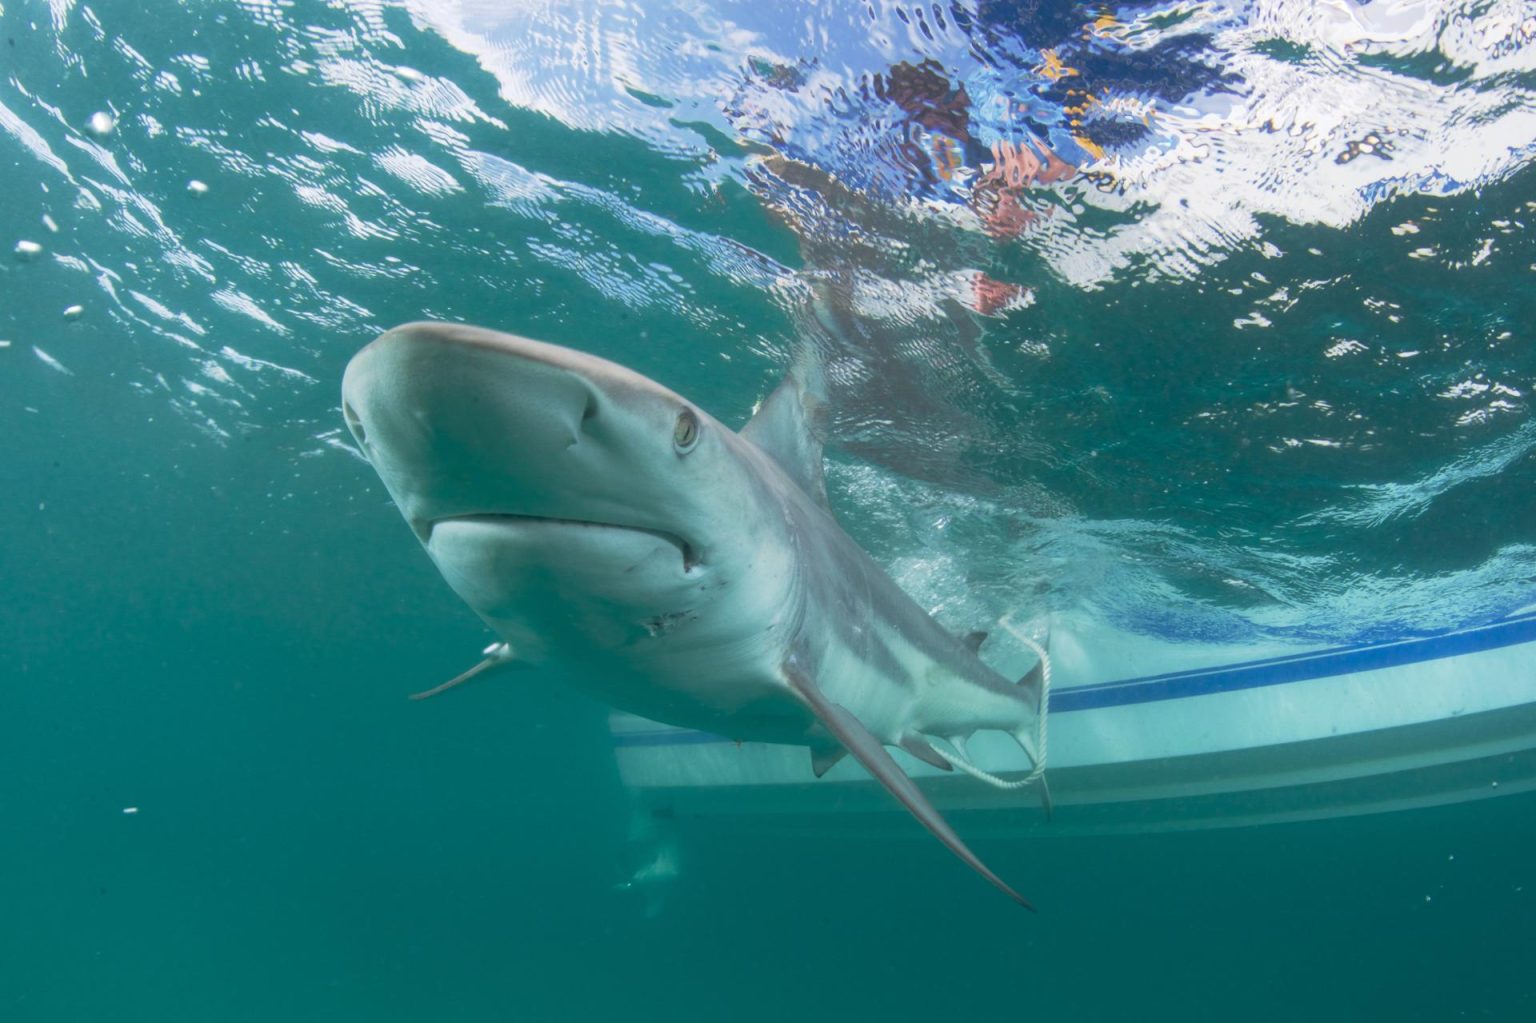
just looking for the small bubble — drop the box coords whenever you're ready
[86,111,116,136]
[42,214,59,233]
[14,239,42,260]
[63,304,84,320]
[122,806,139,815]
[187,179,209,196]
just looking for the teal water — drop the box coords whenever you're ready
[4,2,1536,1020]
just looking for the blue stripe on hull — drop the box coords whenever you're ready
[611,612,1536,748]
[1057,611,1536,711]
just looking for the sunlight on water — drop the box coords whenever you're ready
[3,0,1532,643]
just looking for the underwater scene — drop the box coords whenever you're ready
[4,0,1536,1019]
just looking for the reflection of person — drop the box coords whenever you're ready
[877,59,1077,242]
[865,59,1069,314]
[973,138,1075,241]
[733,2,1235,241]
[731,6,1233,315]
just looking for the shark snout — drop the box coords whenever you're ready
[342,321,704,551]
[342,322,609,530]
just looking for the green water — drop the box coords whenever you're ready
[4,2,1535,1019]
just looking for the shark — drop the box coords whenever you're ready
[341,321,1048,908]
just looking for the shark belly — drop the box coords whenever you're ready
[427,514,812,743]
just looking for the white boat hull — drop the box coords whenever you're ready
[610,609,1536,834]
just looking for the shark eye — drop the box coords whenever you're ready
[673,409,700,453]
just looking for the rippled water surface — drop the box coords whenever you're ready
[4,2,1536,1020]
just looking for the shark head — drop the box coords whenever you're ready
[341,322,800,675]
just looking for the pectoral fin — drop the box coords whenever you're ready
[785,665,1034,911]
[409,642,518,701]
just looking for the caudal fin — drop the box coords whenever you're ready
[786,665,1035,911]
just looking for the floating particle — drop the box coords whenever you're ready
[86,111,116,136]
[0,339,11,348]
[187,179,209,196]
[63,304,84,320]
[122,807,139,815]
[14,239,42,260]
[32,347,73,375]
[42,214,58,233]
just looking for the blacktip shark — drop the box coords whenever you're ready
[342,321,1049,908]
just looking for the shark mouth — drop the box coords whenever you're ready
[425,513,699,573]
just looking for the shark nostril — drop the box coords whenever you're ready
[343,401,367,448]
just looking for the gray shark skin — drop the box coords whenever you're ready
[342,321,1045,908]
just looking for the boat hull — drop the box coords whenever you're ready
[610,610,1536,834]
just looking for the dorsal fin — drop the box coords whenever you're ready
[740,350,830,511]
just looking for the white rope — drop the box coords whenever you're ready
[932,617,1050,790]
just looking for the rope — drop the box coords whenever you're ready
[932,616,1050,790]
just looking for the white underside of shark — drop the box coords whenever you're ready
[342,321,1048,907]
